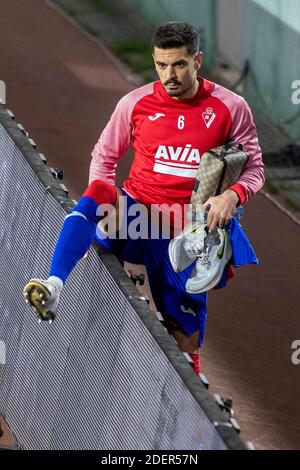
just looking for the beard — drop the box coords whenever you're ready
[163,79,191,98]
[165,88,183,97]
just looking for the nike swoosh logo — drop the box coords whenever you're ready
[148,113,166,121]
[217,230,227,259]
[191,224,204,235]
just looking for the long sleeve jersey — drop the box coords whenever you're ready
[89,77,265,207]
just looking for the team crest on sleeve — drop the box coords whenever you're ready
[202,107,216,129]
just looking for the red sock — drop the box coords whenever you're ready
[227,264,235,280]
[190,352,201,375]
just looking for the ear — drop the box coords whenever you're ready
[195,52,203,69]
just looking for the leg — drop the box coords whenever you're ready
[143,237,207,376]
[49,180,119,283]
[23,179,119,320]
[172,329,201,375]
[163,316,201,374]
[171,329,200,354]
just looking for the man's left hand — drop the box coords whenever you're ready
[204,190,239,232]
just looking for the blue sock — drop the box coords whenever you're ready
[49,197,99,284]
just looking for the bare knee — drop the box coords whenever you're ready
[171,328,200,354]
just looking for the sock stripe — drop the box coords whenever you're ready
[65,211,88,222]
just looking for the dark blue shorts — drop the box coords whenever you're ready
[95,191,258,346]
[95,191,208,345]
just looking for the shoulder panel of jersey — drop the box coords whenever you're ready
[89,82,155,185]
[211,83,250,141]
[118,82,156,119]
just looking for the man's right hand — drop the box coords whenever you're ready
[204,189,239,233]
[23,277,63,322]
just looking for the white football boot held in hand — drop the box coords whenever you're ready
[185,228,232,294]
[169,209,233,294]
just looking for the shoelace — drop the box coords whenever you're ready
[182,223,207,258]
[196,232,221,269]
[184,237,205,258]
[197,251,211,268]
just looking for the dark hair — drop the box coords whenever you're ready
[151,22,200,56]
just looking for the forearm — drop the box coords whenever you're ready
[235,164,265,203]
[89,156,117,185]
[230,98,265,203]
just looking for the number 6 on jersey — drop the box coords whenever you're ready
[178,115,185,130]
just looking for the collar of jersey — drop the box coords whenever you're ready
[155,77,214,107]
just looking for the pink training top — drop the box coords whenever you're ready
[89,78,265,206]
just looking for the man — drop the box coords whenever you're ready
[24,22,264,376]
